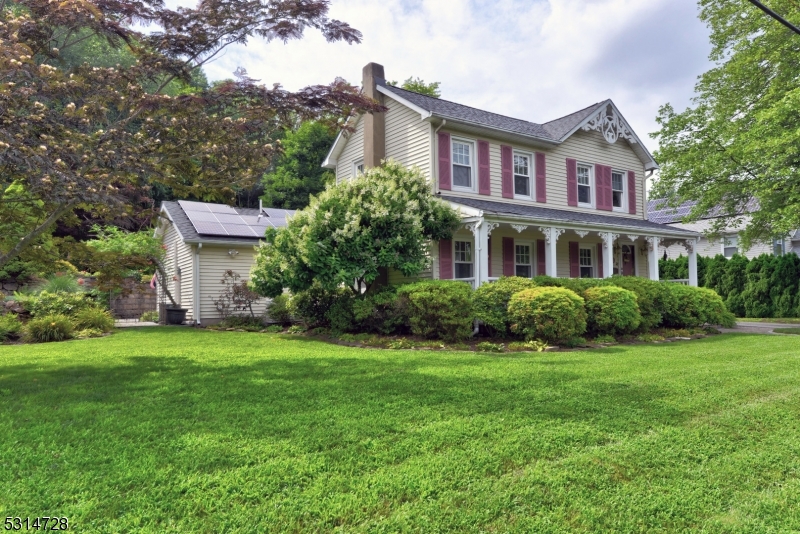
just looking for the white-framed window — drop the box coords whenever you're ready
[353,159,364,177]
[451,139,474,190]
[611,170,625,211]
[579,246,594,278]
[723,235,739,258]
[513,151,532,199]
[773,237,785,256]
[454,240,474,279]
[577,164,592,207]
[515,243,532,278]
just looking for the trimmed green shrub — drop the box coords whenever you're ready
[326,292,356,334]
[396,280,474,342]
[264,325,283,333]
[607,276,675,332]
[20,291,100,317]
[289,282,352,328]
[0,314,22,341]
[23,314,74,343]
[473,276,537,336]
[139,310,159,322]
[584,286,641,335]
[663,285,735,328]
[219,316,265,331]
[352,286,406,335]
[532,275,602,294]
[507,287,586,344]
[266,294,292,325]
[74,328,104,339]
[73,308,115,332]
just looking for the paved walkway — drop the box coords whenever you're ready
[115,320,159,328]
[719,321,797,334]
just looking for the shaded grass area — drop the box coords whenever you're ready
[2,329,800,532]
[774,327,800,335]
[736,317,800,324]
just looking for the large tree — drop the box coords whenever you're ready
[0,0,383,271]
[652,0,800,246]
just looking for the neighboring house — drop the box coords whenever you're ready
[648,199,800,260]
[323,62,701,286]
[155,200,295,325]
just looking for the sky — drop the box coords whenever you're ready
[185,0,713,157]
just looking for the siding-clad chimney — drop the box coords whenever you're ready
[362,62,385,169]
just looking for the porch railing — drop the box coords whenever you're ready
[665,279,690,285]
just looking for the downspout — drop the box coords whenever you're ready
[194,243,202,325]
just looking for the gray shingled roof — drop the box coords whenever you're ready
[161,201,295,244]
[442,195,697,235]
[647,198,761,225]
[381,84,600,142]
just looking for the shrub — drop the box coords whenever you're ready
[74,328,104,339]
[607,276,675,331]
[663,285,736,328]
[35,274,82,294]
[594,334,617,344]
[266,294,292,325]
[396,280,474,342]
[21,291,100,317]
[352,286,406,335]
[476,341,505,353]
[507,340,548,352]
[326,293,356,334]
[23,314,74,343]
[289,282,351,328]
[286,325,305,334]
[507,287,587,344]
[473,277,537,336]
[139,310,159,322]
[73,308,115,332]
[219,315,265,331]
[0,314,22,341]
[583,286,641,335]
[264,325,283,333]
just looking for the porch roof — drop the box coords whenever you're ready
[441,195,699,237]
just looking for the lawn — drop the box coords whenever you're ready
[2,329,800,533]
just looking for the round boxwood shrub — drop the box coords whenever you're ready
[73,308,115,332]
[23,314,74,343]
[663,284,735,328]
[289,282,352,329]
[583,286,641,335]
[473,276,537,336]
[266,294,292,325]
[507,287,586,344]
[352,286,406,335]
[607,276,675,331]
[396,280,473,342]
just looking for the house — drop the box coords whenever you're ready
[154,200,295,325]
[648,198,799,260]
[323,62,701,286]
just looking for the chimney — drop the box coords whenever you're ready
[362,62,385,169]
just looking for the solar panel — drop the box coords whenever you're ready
[193,221,227,235]
[221,224,258,237]
[179,201,296,238]
[207,203,237,214]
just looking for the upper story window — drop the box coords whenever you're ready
[451,140,474,190]
[611,170,625,210]
[579,246,594,278]
[353,159,364,177]
[577,164,592,206]
[454,240,474,279]
[515,244,532,278]
[514,152,532,198]
[773,237,785,256]
[723,235,738,258]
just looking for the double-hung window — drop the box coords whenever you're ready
[577,164,592,206]
[515,244,532,278]
[452,140,473,190]
[513,152,532,198]
[353,160,364,177]
[611,170,625,210]
[723,235,738,258]
[773,238,785,256]
[454,241,474,279]
[579,246,594,278]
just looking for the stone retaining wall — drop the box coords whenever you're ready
[110,279,157,319]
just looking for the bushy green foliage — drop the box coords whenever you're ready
[507,287,587,344]
[326,293,356,334]
[0,314,22,341]
[659,254,707,284]
[74,328,105,339]
[20,291,101,317]
[583,286,641,336]
[607,276,675,332]
[36,274,83,294]
[396,280,474,342]
[289,283,352,329]
[23,314,74,343]
[139,310,159,322]
[218,316,265,331]
[476,342,504,353]
[73,308,115,332]
[352,286,406,335]
[532,275,601,294]
[266,294,292,325]
[473,277,537,336]
[663,285,735,328]
[264,325,283,333]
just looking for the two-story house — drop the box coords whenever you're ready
[323,63,701,287]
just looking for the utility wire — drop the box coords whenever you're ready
[747,0,800,35]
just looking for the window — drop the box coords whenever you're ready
[773,237,785,256]
[611,171,624,209]
[452,140,473,189]
[723,235,738,258]
[454,241,473,279]
[577,165,592,206]
[514,152,531,198]
[353,159,364,177]
[579,247,594,278]
[515,244,532,278]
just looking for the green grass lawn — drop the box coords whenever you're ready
[736,317,800,324]
[2,329,800,533]
[774,327,800,335]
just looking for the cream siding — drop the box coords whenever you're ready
[661,218,779,260]
[335,115,364,182]
[384,98,430,176]
[156,220,196,320]
[198,245,268,324]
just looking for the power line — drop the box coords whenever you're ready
[747,0,800,36]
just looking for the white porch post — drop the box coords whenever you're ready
[600,232,618,279]
[646,237,660,282]
[466,219,487,287]
[539,227,564,277]
[687,239,698,287]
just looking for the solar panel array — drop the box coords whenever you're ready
[178,200,290,238]
[647,199,698,225]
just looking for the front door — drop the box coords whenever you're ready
[621,244,636,276]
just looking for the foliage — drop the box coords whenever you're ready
[774,327,800,335]
[0,314,22,341]
[266,294,292,325]
[583,286,641,336]
[286,325,305,334]
[351,286,406,335]
[212,270,263,319]
[19,291,101,317]
[594,334,617,344]
[476,342,505,353]
[139,310,159,322]
[637,333,665,342]
[659,255,707,284]
[261,121,337,210]
[74,328,105,339]
[507,287,587,344]
[396,281,474,342]
[288,282,351,329]
[507,340,549,352]
[22,314,74,343]
[250,161,461,297]
[473,277,537,336]
[387,77,442,98]
[72,308,115,333]
[218,316,264,331]
[651,0,800,246]
[327,293,356,334]
[264,325,283,334]
[34,274,83,294]
[663,285,736,328]
[85,226,164,261]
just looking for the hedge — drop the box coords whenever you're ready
[473,276,537,336]
[507,287,587,344]
[396,280,474,342]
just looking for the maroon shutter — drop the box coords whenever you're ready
[597,165,612,211]
[478,140,491,195]
[501,145,513,198]
[569,241,580,278]
[488,237,492,278]
[628,171,637,214]
[536,239,546,276]
[502,237,515,276]
[439,239,453,279]
[597,243,604,279]
[566,158,578,206]
[535,152,547,203]
[438,132,451,191]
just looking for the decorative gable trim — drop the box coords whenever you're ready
[376,85,433,120]
[321,114,361,169]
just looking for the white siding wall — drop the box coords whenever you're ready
[661,218,777,260]
[335,115,364,182]
[156,221,196,320]
[198,245,268,324]
[384,98,430,176]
